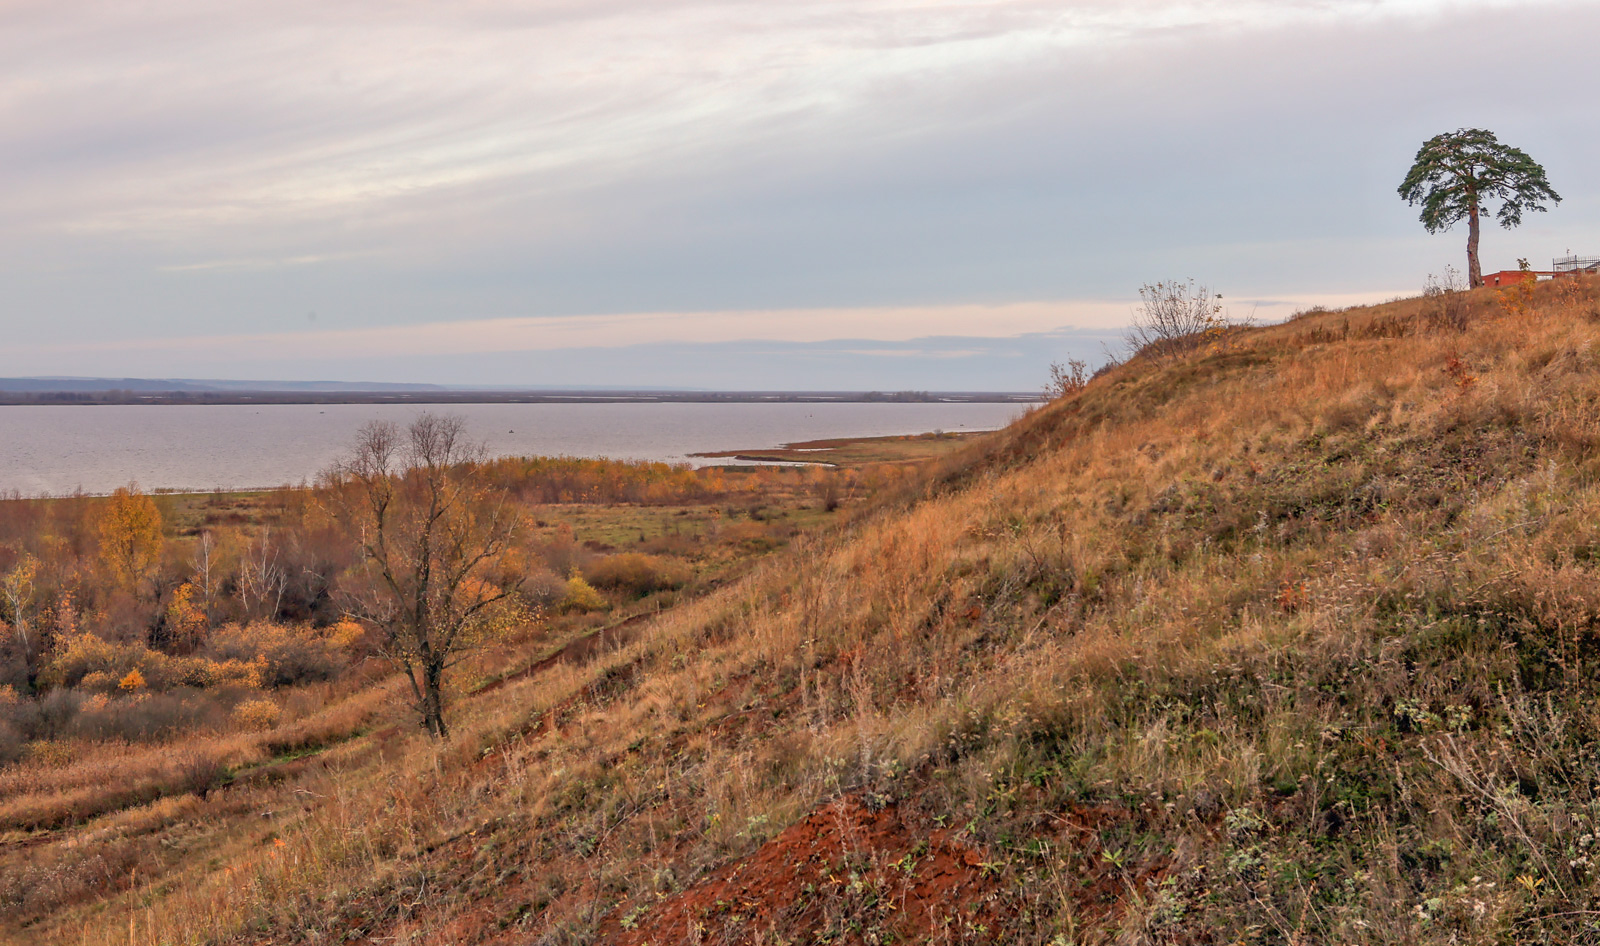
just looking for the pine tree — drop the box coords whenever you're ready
[1398,128,1560,288]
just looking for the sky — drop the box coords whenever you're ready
[2,0,1596,390]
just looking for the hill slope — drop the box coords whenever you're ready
[21,274,1600,945]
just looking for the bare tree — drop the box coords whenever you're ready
[239,526,287,621]
[1123,279,1232,363]
[190,530,217,630]
[325,414,522,738]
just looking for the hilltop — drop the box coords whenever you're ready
[7,273,1600,944]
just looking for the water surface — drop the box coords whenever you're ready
[0,402,1027,495]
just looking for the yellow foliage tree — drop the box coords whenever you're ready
[165,582,208,650]
[118,668,146,692]
[98,484,163,594]
[2,554,39,653]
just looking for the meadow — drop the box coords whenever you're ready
[7,273,1600,944]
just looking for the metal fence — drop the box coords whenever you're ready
[1553,255,1600,274]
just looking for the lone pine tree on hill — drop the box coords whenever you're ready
[1398,128,1560,289]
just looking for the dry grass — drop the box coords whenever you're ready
[11,276,1600,944]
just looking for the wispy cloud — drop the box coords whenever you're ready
[158,253,368,273]
[2,291,1402,368]
[0,1,1593,386]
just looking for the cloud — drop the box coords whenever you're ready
[0,1,1594,387]
[1,290,1401,368]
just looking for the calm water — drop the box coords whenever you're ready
[0,402,1028,496]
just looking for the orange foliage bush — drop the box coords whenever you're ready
[43,632,265,692]
[204,622,344,688]
[229,697,281,731]
[481,456,728,505]
[583,553,690,598]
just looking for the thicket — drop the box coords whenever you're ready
[0,454,851,761]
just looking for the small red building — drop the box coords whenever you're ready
[1482,256,1597,287]
[1482,270,1543,287]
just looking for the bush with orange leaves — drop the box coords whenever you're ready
[583,552,690,598]
[42,632,267,692]
[229,697,281,731]
[204,622,346,689]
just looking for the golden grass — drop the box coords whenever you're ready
[13,276,1600,944]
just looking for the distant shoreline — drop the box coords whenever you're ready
[0,390,1040,407]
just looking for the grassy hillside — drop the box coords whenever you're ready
[11,274,1600,945]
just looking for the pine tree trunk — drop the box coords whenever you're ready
[1467,203,1483,288]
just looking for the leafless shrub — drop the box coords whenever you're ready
[101,695,219,741]
[166,750,225,798]
[1123,278,1237,362]
[522,569,570,609]
[1422,265,1470,332]
[1043,358,1089,399]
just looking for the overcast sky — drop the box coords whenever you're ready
[2,0,1595,389]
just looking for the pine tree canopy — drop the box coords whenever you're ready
[1398,128,1560,233]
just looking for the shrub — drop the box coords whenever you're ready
[326,618,368,650]
[536,524,590,579]
[41,633,151,690]
[523,569,570,608]
[9,689,84,741]
[558,575,609,614]
[167,751,224,798]
[42,632,266,692]
[22,739,73,767]
[73,692,226,742]
[195,658,264,689]
[0,719,22,766]
[230,697,281,731]
[583,553,689,598]
[1044,359,1090,399]
[1123,278,1236,362]
[1423,267,1471,332]
[78,671,118,693]
[205,622,342,688]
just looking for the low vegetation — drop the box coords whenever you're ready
[5,273,1600,944]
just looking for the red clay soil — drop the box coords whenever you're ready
[599,792,1013,946]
